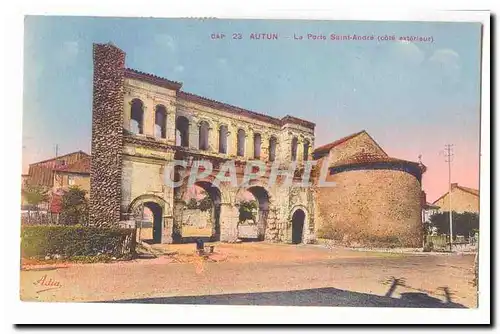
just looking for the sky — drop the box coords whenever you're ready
[22,16,482,201]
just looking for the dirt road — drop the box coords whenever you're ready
[20,243,477,308]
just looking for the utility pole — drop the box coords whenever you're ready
[444,144,454,251]
[55,144,59,158]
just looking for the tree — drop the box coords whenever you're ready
[238,200,258,224]
[429,211,479,240]
[186,198,198,210]
[198,196,213,212]
[60,186,89,226]
[22,185,49,223]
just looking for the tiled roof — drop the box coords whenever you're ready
[29,150,90,167]
[27,151,90,186]
[124,68,183,90]
[331,151,424,170]
[54,156,91,174]
[432,184,479,205]
[313,130,367,155]
[456,185,479,196]
[178,91,283,126]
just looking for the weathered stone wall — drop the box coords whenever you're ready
[182,209,211,227]
[89,43,125,226]
[434,187,479,213]
[314,168,423,248]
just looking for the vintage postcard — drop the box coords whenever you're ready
[15,9,489,325]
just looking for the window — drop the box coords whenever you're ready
[253,133,261,159]
[218,125,228,154]
[303,140,310,161]
[199,121,210,151]
[237,129,246,157]
[130,99,144,134]
[155,105,167,138]
[175,116,190,147]
[269,136,277,162]
[68,175,75,186]
[291,137,298,161]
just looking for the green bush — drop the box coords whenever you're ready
[21,225,136,258]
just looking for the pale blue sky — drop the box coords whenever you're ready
[22,16,482,199]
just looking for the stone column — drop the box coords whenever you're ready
[228,123,238,157]
[123,95,133,130]
[189,121,199,150]
[219,203,239,242]
[162,216,174,243]
[143,102,154,137]
[245,129,253,159]
[172,199,184,243]
[166,108,176,144]
[260,133,270,161]
[208,124,217,152]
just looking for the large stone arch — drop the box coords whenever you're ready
[235,185,271,241]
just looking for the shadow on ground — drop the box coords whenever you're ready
[102,287,466,308]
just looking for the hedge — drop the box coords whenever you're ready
[21,225,136,258]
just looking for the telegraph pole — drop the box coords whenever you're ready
[444,144,454,251]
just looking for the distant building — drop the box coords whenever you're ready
[432,183,479,214]
[52,156,91,194]
[21,151,90,213]
[422,202,440,223]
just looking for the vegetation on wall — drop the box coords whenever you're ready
[237,200,258,224]
[184,196,213,212]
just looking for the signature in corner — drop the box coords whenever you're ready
[33,274,62,293]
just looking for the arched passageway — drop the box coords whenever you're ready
[291,209,305,244]
[236,186,270,241]
[178,181,222,243]
[130,199,164,244]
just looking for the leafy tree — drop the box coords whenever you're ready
[429,211,479,240]
[198,196,213,212]
[186,198,198,209]
[22,185,49,224]
[238,200,258,223]
[60,186,89,226]
[22,184,49,211]
[185,196,213,212]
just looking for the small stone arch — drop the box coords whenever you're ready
[128,194,169,214]
[289,205,309,244]
[128,194,169,244]
[289,204,309,224]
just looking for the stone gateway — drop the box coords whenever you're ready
[90,43,426,247]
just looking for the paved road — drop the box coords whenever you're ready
[20,245,476,308]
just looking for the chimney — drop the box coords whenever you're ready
[420,191,427,208]
[451,183,458,190]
